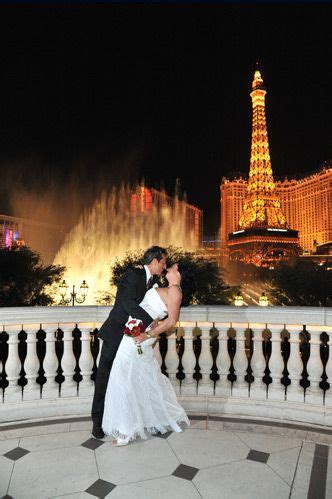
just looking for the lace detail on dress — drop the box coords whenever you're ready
[104,417,189,442]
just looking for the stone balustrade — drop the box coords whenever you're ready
[0,305,331,426]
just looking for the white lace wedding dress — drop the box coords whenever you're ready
[102,287,190,441]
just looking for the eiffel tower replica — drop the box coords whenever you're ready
[228,69,300,266]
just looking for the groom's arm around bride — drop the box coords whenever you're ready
[98,266,154,341]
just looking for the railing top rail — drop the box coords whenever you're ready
[0,305,331,327]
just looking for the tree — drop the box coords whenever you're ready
[0,246,65,306]
[225,259,271,285]
[268,260,332,306]
[111,247,237,305]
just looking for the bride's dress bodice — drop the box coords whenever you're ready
[123,288,168,352]
[140,287,168,324]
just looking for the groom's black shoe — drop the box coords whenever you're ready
[92,422,105,439]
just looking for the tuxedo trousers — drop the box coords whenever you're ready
[91,330,123,425]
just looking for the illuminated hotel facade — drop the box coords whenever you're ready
[0,214,65,263]
[221,165,332,253]
[130,186,203,247]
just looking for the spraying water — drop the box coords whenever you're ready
[54,184,199,304]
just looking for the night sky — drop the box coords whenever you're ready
[0,4,331,234]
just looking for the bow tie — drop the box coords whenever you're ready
[146,277,153,290]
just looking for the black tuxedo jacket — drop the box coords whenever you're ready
[98,267,154,341]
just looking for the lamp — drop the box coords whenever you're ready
[80,280,89,299]
[234,291,244,307]
[258,292,269,307]
[59,280,89,306]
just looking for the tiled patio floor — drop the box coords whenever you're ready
[1,415,331,499]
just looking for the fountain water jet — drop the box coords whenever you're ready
[54,184,200,304]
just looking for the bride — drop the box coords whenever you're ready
[102,262,190,445]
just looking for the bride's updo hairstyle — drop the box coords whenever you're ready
[177,261,195,307]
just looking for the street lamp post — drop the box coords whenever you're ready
[59,280,89,306]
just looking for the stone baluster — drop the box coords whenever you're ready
[60,325,77,397]
[232,324,249,398]
[23,327,40,400]
[4,326,21,402]
[209,324,220,393]
[78,326,95,397]
[250,325,266,400]
[180,325,196,396]
[325,331,332,408]
[42,325,59,399]
[306,327,324,405]
[198,327,214,396]
[268,325,285,401]
[286,326,303,402]
[215,324,231,398]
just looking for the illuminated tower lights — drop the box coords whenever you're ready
[226,69,300,266]
[239,70,287,229]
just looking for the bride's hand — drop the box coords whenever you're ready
[135,333,147,344]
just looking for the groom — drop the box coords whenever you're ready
[91,245,167,438]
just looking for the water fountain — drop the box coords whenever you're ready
[54,184,200,304]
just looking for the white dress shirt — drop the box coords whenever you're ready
[144,265,152,284]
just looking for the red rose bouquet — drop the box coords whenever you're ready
[123,317,145,354]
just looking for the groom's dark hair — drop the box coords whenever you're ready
[142,246,167,264]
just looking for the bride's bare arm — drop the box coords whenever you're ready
[151,287,181,336]
[151,320,173,347]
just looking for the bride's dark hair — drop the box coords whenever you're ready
[177,261,195,307]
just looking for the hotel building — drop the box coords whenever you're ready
[130,186,203,247]
[221,165,331,254]
[0,214,65,264]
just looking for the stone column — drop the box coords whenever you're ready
[325,332,332,409]
[4,326,21,403]
[286,326,304,403]
[250,325,266,400]
[198,327,214,396]
[78,326,94,397]
[42,325,59,399]
[232,323,249,399]
[268,325,285,401]
[23,327,40,401]
[60,325,77,397]
[215,324,231,398]
[180,325,196,396]
[306,327,324,405]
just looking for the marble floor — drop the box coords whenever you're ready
[0,415,332,499]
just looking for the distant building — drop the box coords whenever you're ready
[130,186,203,247]
[0,214,65,263]
[299,240,332,266]
[201,234,222,265]
[315,241,332,255]
[221,166,332,255]
[275,167,331,252]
